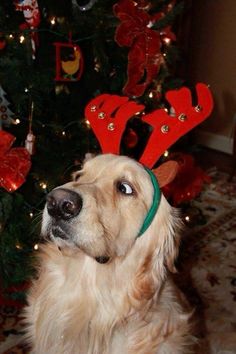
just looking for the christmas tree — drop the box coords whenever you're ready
[0,0,187,301]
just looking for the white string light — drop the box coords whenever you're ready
[15,118,21,125]
[50,17,56,25]
[163,150,169,157]
[19,35,25,43]
[39,181,47,190]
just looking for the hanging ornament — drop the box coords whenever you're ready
[15,0,41,59]
[54,36,84,82]
[25,101,36,155]
[0,130,31,192]
[123,128,138,149]
[0,85,15,129]
[113,0,176,97]
[0,36,6,50]
[15,0,40,27]
[72,0,97,12]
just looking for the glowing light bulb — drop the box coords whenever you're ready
[29,212,34,218]
[50,17,56,25]
[94,63,100,72]
[19,35,25,43]
[185,216,190,222]
[34,244,39,250]
[40,182,47,190]
[163,150,169,157]
[62,131,66,136]
[148,91,154,98]
[15,118,21,125]
[85,119,90,127]
[163,37,171,45]
[9,34,14,39]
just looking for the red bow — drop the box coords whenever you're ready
[113,0,176,97]
[0,131,31,192]
[162,153,211,205]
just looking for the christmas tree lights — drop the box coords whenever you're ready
[0,0,186,302]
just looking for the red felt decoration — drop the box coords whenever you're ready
[0,39,6,50]
[139,83,213,167]
[113,0,176,97]
[54,42,84,82]
[85,83,213,169]
[162,153,211,205]
[85,94,144,154]
[0,130,31,192]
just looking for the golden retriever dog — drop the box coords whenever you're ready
[24,154,195,354]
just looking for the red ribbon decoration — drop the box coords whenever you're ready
[0,130,31,192]
[113,0,176,97]
[162,153,211,206]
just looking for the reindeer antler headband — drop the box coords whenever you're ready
[85,83,213,236]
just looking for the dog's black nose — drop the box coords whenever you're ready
[46,188,82,220]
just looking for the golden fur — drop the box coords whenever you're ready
[24,154,195,353]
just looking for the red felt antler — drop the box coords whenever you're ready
[85,94,144,154]
[85,83,213,168]
[139,83,213,167]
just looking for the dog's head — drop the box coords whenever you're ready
[41,154,180,272]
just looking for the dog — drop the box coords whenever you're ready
[24,154,195,354]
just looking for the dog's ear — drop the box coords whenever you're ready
[152,161,179,188]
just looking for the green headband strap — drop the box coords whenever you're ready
[137,167,161,237]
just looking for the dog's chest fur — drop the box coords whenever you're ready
[25,246,131,354]
[24,244,192,354]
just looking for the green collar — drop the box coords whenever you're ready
[137,167,161,237]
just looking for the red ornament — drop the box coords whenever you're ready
[85,83,213,169]
[15,0,40,28]
[0,39,6,50]
[113,0,176,97]
[15,0,41,58]
[162,153,211,205]
[123,128,138,148]
[54,42,84,82]
[0,131,31,192]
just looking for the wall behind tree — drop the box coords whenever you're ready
[187,0,236,152]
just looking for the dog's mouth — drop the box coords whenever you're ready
[51,225,68,240]
[48,224,110,264]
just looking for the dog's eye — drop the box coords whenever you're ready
[117,181,134,195]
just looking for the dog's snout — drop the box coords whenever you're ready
[46,188,83,220]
